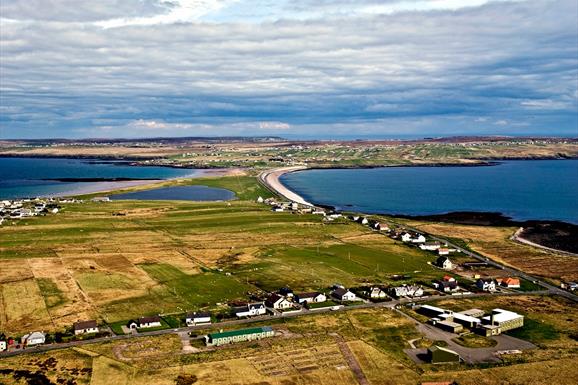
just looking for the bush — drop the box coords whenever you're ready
[175,374,198,385]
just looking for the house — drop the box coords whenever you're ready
[373,222,390,231]
[433,277,459,292]
[186,312,211,326]
[91,197,110,202]
[419,242,441,251]
[331,287,356,301]
[256,196,264,203]
[390,285,424,298]
[499,277,521,288]
[438,248,450,256]
[205,327,274,347]
[369,287,387,299]
[401,233,413,242]
[235,302,267,318]
[73,320,99,335]
[401,233,426,243]
[476,278,497,292]
[434,256,453,270]
[21,331,46,346]
[139,316,162,328]
[295,292,326,304]
[272,206,284,212]
[412,234,427,243]
[265,294,293,310]
[0,340,6,352]
[427,345,461,364]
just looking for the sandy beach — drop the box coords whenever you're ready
[259,166,313,206]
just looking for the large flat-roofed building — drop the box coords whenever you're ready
[451,312,481,328]
[417,305,447,318]
[205,327,274,346]
[434,320,463,333]
[481,309,524,332]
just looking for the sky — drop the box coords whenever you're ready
[0,0,577,139]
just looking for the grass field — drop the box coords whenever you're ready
[0,175,440,333]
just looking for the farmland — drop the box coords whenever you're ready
[0,176,439,334]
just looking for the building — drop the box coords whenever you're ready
[21,332,46,346]
[331,287,356,301]
[205,327,275,347]
[458,308,485,318]
[235,303,267,318]
[369,287,387,299]
[265,294,293,310]
[435,256,453,270]
[295,292,326,304]
[433,276,459,292]
[451,312,481,328]
[499,277,521,288]
[419,242,441,251]
[417,305,447,318]
[481,309,524,332]
[390,285,424,298]
[128,316,162,329]
[427,346,461,364]
[73,320,99,335]
[476,278,497,292]
[0,340,6,352]
[186,312,211,326]
[91,197,110,202]
[438,248,450,256]
[431,319,463,333]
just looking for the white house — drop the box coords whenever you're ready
[73,320,99,335]
[369,287,387,299]
[401,233,412,242]
[186,312,211,326]
[295,292,326,304]
[236,303,267,318]
[391,285,424,298]
[419,242,441,251]
[129,316,162,329]
[411,235,427,243]
[331,288,356,301]
[435,256,453,270]
[438,248,450,256]
[0,340,7,352]
[476,279,497,292]
[256,196,264,203]
[265,294,293,310]
[21,331,46,346]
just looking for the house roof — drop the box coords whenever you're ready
[296,291,322,298]
[73,320,97,331]
[209,326,273,340]
[186,312,210,319]
[332,287,349,297]
[429,345,460,355]
[503,277,520,285]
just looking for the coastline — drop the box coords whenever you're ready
[259,166,314,206]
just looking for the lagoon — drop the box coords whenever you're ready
[280,160,578,224]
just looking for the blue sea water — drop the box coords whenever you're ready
[280,160,578,224]
[0,157,203,198]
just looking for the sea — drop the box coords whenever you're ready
[0,157,205,199]
[280,160,578,224]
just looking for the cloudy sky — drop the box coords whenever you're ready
[0,0,576,139]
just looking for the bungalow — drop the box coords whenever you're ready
[401,233,426,243]
[0,340,6,352]
[373,222,390,231]
[235,302,267,318]
[433,278,459,293]
[91,197,110,202]
[295,292,326,304]
[412,234,427,243]
[265,294,293,310]
[420,242,441,251]
[369,287,387,299]
[21,331,46,346]
[331,287,357,301]
[476,278,497,292]
[390,285,423,298]
[205,327,274,347]
[438,248,450,256]
[434,256,453,270]
[73,320,99,335]
[186,312,211,326]
[500,277,521,288]
[481,309,524,332]
[128,316,162,329]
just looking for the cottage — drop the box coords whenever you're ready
[476,278,497,292]
[129,316,162,329]
[0,340,6,352]
[295,292,326,304]
[21,331,46,346]
[256,196,264,203]
[438,248,450,256]
[91,197,110,202]
[369,287,387,299]
[433,276,459,292]
[427,345,461,364]
[205,327,274,347]
[411,234,427,243]
[419,242,441,251]
[186,312,211,326]
[331,287,356,301]
[500,277,521,288]
[235,302,267,318]
[435,256,453,270]
[265,294,293,310]
[390,285,424,298]
[73,320,99,335]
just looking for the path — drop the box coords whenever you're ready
[331,334,369,385]
[511,227,578,257]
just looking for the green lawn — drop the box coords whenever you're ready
[37,278,68,309]
[507,318,559,344]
